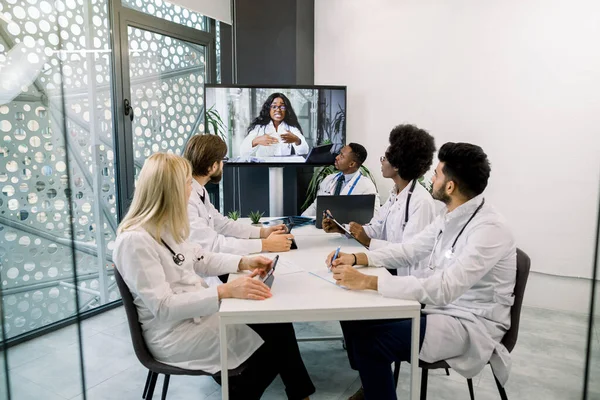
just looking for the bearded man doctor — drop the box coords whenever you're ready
[301,142,380,217]
[240,92,309,158]
[184,134,293,257]
[327,143,516,400]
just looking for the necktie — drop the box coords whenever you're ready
[333,175,345,196]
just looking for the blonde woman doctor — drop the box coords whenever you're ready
[239,93,309,158]
[114,153,314,400]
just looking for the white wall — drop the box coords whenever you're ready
[315,0,600,312]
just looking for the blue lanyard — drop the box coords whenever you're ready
[331,172,361,195]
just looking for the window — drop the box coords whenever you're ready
[0,0,219,342]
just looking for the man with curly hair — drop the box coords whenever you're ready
[323,125,437,277]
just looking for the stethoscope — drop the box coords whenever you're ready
[427,198,486,270]
[375,179,417,235]
[162,240,186,266]
[402,180,417,229]
[328,172,361,195]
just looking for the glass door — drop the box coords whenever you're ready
[126,27,207,179]
[111,3,215,214]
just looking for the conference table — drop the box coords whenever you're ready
[218,223,422,400]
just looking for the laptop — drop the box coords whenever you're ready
[315,194,376,229]
[305,143,334,164]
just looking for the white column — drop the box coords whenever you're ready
[269,167,284,217]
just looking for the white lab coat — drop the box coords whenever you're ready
[367,194,516,385]
[363,181,436,276]
[188,180,262,255]
[240,121,309,157]
[301,171,381,217]
[113,229,264,373]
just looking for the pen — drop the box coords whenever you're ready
[329,246,341,272]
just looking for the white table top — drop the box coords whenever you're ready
[219,225,421,322]
[218,224,423,400]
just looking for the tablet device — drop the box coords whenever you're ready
[316,194,376,229]
[287,223,298,250]
[261,255,279,288]
[322,211,370,250]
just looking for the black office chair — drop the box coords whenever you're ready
[113,268,245,400]
[395,248,531,400]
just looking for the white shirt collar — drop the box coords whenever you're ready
[443,193,485,223]
[191,179,207,202]
[390,179,415,198]
[343,171,358,182]
[267,120,289,133]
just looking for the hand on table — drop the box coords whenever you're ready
[239,255,273,276]
[260,224,287,238]
[331,265,377,290]
[218,270,272,300]
[262,230,294,252]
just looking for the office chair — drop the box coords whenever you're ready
[114,269,245,400]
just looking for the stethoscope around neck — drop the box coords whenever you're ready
[427,198,485,270]
[162,239,185,266]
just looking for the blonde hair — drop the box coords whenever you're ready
[117,153,191,243]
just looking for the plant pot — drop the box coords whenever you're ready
[251,223,263,227]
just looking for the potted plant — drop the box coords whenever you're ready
[300,165,378,213]
[248,210,265,227]
[227,210,240,221]
[205,105,226,140]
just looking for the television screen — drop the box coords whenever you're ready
[204,85,347,165]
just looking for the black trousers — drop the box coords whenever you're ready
[340,317,427,400]
[214,323,315,400]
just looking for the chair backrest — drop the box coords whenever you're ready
[501,248,531,353]
[113,268,157,369]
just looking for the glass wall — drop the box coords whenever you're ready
[584,191,600,399]
[0,2,89,397]
[122,0,208,31]
[0,283,8,400]
[0,0,118,341]
[0,0,217,344]
[127,26,207,180]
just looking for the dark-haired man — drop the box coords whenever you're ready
[327,143,516,400]
[184,134,294,257]
[324,125,437,277]
[301,143,380,217]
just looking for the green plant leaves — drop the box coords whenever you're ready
[248,210,265,224]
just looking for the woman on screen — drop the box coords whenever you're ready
[240,93,309,158]
[114,153,315,400]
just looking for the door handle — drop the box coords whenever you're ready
[124,99,134,122]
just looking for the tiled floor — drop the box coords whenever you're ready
[4,306,599,399]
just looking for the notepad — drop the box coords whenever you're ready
[276,259,305,275]
[308,270,348,289]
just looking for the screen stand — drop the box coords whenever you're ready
[269,167,284,217]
